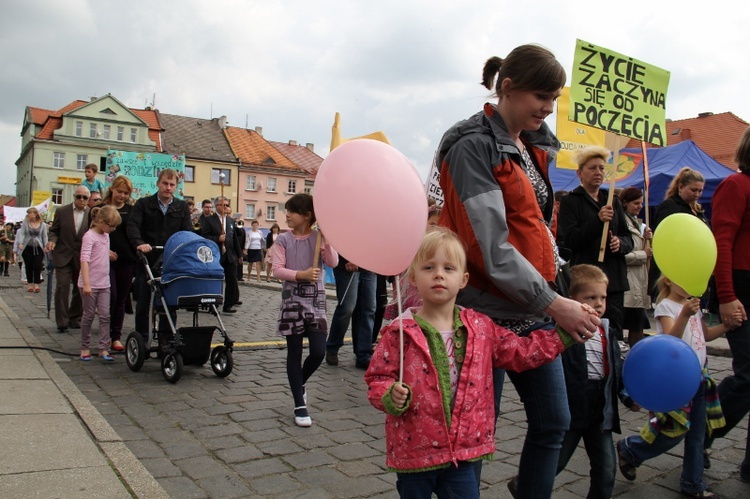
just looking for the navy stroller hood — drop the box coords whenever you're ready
[161,231,224,283]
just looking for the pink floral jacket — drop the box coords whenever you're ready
[365,307,568,472]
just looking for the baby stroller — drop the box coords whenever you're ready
[125,230,234,383]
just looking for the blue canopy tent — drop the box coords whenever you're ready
[548,140,736,219]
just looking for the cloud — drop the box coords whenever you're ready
[1,0,749,196]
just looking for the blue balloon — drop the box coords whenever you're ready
[622,334,702,413]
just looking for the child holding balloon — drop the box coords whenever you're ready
[270,193,338,427]
[616,276,739,498]
[364,228,592,498]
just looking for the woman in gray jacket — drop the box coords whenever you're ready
[16,207,49,292]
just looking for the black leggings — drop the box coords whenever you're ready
[285,324,326,408]
[22,246,44,284]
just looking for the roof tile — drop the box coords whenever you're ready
[224,127,302,172]
[625,112,749,168]
[160,113,236,163]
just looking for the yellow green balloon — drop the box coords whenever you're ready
[652,213,716,297]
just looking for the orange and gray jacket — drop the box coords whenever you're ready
[437,103,561,322]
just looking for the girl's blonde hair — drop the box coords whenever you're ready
[405,227,467,282]
[573,145,610,170]
[655,274,674,303]
[26,208,42,222]
[90,205,122,228]
[665,167,705,200]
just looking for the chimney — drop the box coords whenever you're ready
[305,143,314,152]
[288,140,297,146]
[90,96,97,102]
[255,126,263,136]
[680,128,692,141]
[697,112,714,118]
[218,115,228,129]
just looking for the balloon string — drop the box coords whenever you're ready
[396,274,404,384]
[338,272,356,306]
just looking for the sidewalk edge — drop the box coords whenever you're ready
[0,296,170,499]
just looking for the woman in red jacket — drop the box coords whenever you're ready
[436,44,599,497]
[704,127,750,481]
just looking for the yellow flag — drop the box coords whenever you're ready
[330,112,390,151]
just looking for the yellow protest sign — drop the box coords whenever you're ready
[569,39,670,146]
[556,87,607,170]
[32,190,52,205]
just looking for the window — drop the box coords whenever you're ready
[184,165,194,182]
[246,175,256,191]
[75,121,82,137]
[287,180,296,194]
[53,152,65,169]
[267,177,277,192]
[245,203,255,220]
[89,123,97,138]
[304,180,314,195]
[117,126,124,141]
[212,168,231,185]
[130,128,137,142]
[266,205,276,221]
[76,154,88,170]
[103,125,111,139]
[52,188,63,205]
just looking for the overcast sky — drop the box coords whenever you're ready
[1,0,748,196]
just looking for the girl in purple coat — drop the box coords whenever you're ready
[270,194,338,427]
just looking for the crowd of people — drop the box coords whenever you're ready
[4,43,750,499]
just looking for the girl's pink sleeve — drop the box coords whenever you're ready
[79,232,93,263]
[488,318,564,371]
[271,243,297,282]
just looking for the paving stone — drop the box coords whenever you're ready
[326,442,381,461]
[139,457,183,478]
[282,449,338,470]
[157,476,208,499]
[215,444,264,464]
[175,455,230,480]
[195,473,252,499]
[231,457,292,480]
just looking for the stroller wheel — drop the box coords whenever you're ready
[210,346,233,378]
[125,332,146,372]
[161,352,183,383]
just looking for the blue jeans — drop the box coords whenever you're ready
[709,320,750,477]
[396,461,479,499]
[487,321,570,499]
[503,357,570,498]
[326,267,376,363]
[619,382,708,494]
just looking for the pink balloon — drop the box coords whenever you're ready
[314,139,427,275]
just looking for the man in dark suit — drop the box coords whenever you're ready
[201,196,242,314]
[127,169,192,336]
[46,185,90,332]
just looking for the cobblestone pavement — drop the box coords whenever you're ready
[4,275,749,498]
